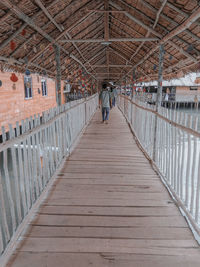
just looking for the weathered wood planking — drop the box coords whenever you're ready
[7,108,200,267]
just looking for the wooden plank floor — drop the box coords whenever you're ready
[7,107,200,267]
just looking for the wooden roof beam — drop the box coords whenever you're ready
[129,0,167,63]
[59,37,159,43]
[66,14,104,56]
[104,0,109,42]
[153,0,168,29]
[166,2,200,27]
[87,9,125,13]
[90,65,132,67]
[86,47,107,63]
[0,55,54,75]
[109,0,161,38]
[161,9,200,43]
[67,28,104,65]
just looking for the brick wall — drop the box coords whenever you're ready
[0,71,60,133]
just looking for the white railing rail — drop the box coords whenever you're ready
[118,95,200,237]
[0,94,98,256]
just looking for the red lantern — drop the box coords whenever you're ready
[49,45,53,51]
[21,29,26,36]
[10,40,16,51]
[10,73,18,82]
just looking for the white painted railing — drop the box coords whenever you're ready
[118,95,200,236]
[0,94,98,256]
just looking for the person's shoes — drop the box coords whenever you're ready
[105,121,108,124]
[101,120,105,123]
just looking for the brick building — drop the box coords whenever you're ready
[0,71,65,133]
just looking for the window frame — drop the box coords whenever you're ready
[41,79,48,96]
[24,76,33,99]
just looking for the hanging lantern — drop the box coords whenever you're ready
[40,44,46,50]
[10,73,18,82]
[24,57,28,64]
[25,69,31,76]
[10,40,16,51]
[49,45,53,51]
[186,45,193,52]
[65,58,70,65]
[21,29,26,36]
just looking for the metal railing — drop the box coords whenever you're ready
[0,94,98,256]
[118,95,200,236]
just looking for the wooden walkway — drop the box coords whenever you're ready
[7,107,200,267]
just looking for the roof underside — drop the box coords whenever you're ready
[0,0,200,84]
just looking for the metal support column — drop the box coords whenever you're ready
[54,45,61,106]
[156,44,164,110]
[153,44,164,161]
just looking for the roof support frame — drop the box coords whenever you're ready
[123,3,200,81]
[29,6,102,63]
[0,0,61,52]
[110,0,198,63]
[34,0,96,74]
[1,0,98,80]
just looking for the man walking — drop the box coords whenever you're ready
[99,83,112,124]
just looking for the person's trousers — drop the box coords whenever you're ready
[112,97,116,107]
[102,107,110,121]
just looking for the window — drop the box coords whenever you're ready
[63,83,71,93]
[190,86,198,90]
[41,79,47,96]
[24,76,32,99]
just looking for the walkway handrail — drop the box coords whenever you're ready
[118,95,200,238]
[0,94,98,257]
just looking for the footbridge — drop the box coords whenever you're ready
[0,95,200,266]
